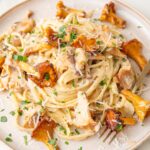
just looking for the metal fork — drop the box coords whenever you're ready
[99,126,118,144]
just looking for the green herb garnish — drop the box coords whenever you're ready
[60,42,67,48]
[18,48,24,52]
[23,135,28,145]
[72,80,75,87]
[75,129,80,135]
[13,54,28,62]
[57,25,66,39]
[9,111,15,116]
[18,109,23,116]
[65,141,69,145]
[44,73,50,81]
[53,90,58,96]
[0,116,7,122]
[59,126,67,135]
[48,138,57,147]
[96,40,104,45]
[116,124,123,131]
[5,137,13,142]
[122,58,126,62]
[78,146,83,150]
[99,79,107,86]
[36,99,43,105]
[70,32,77,42]
[21,100,30,105]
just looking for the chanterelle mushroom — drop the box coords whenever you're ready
[121,90,150,122]
[100,2,126,28]
[56,1,86,19]
[32,117,58,150]
[29,61,57,88]
[72,35,97,52]
[121,39,148,72]
[105,109,136,131]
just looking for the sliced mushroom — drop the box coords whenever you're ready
[12,11,35,33]
[10,36,21,47]
[56,1,86,19]
[121,39,148,72]
[29,61,57,88]
[74,48,87,73]
[72,91,96,128]
[32,117,57,150]
[72,35,97,52]
[100,2,126,28]
[121,90,150,122]
[117,60,135,89]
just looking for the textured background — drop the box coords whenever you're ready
[0,0,149,150]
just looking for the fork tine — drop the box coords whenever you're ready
[105,131,117,144]
[102,128,111,142]
[99,126,107,137]
[99,126,118,144]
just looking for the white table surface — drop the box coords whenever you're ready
[0,0,150,150]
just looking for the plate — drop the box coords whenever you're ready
[0,0,150,150]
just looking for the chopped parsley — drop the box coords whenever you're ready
[18,76,21,79]
[9,111,15,116]
[112,42,116,47]
[5,134,13,143]
[21,100,31,105]
[96,40,104,45]
[0,116,7,122]
[65,141,69,145]
[36,99,43,105]
[75,129,80,135]
[48,138,57,147]
[72,80,75,87]
[18,109,23,116]
[122,58,126,62]
[13,54,28,62]
[53,90,58,96]
[59,126,67,135]
[9,91,14,96]
[60,42,67,48]
[70,32,77,42]
[116,124,123,131]
[78,146,83,150]
[113,58,119,64]
[44,73,50,81]
[23,135,28,145]
[119,34,124,39]
[7,34,14,43]
[57,25,66,39]
[99,79,107,86]
[18,48,24,52]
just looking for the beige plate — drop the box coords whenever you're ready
[0,0,150,150]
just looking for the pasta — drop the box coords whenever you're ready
[0,1,149,149]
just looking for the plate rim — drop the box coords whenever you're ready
[0,0,150,150]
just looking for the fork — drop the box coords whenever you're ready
[99,126,118,144]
